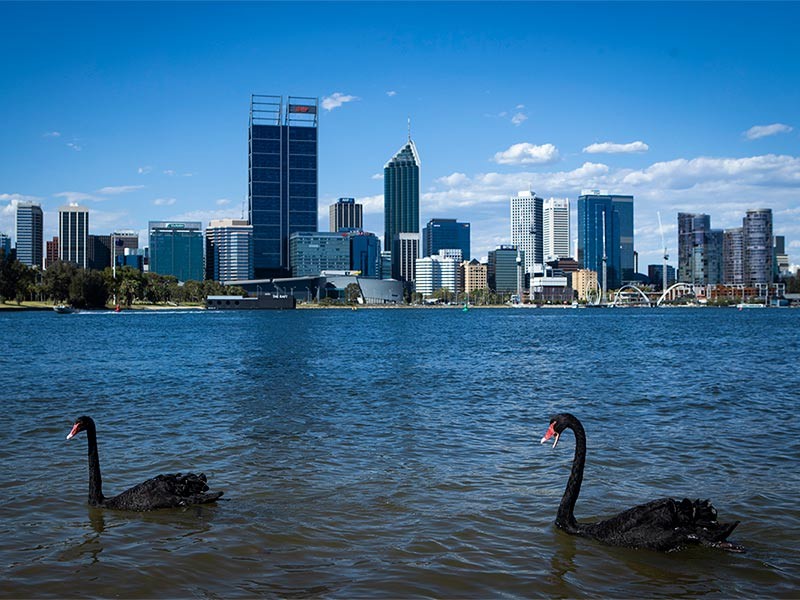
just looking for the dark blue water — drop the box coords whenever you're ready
[1,307,798,598]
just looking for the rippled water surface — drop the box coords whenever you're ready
[1,307,799,598]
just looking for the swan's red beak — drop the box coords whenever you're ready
[66,423,81,440]
[541,422,559,448]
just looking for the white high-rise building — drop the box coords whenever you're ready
[205,219,254,282]
[414,250,459,298]
[58,203,89,268]
[543,197,570,262]
[510,190,543,276]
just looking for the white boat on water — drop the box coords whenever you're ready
[53,305,76,314]
[736,303,765,309]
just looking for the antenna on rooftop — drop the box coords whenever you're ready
[407,117,411,142]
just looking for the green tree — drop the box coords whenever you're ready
[0,249,34,303]
[344,282,361,304]
[42,260,78,303]
[433,287,454,304]
[69,269,109,308]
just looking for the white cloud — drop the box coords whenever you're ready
[97,185,145,195]
[66,142,82,151]
[436,172,469,187]
[153,198,177,206]
[371,173,384,180]
[172,208,241,224]
[515,104,525,110]
[215,198,231,206]
[163,169,175,176]
[182,173,193,177]
[138,166,152,174]
[54,191,99,203]
[357,194,384,215]
[492,142,560,165]
[43,131,61,138]
[321,92,359,111]
[511,112,528,126]
[386,90,397,97]
[743,123,793,140]
[583,141,650,154]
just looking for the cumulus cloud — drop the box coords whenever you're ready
[371,173,384,180]
[138,166,152,174]
[43,131,61,138]
[743,123,793,140]
[321,92,359,111]
[492,142,560,165]
[163,169,176,176]
[66,142,82,151]
[511,112,528,126]
[583,141,650,154]
[357,194,384,214]
[153,198,177,206]
[386,90,397,97]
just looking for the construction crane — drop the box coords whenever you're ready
[657,211,669,293]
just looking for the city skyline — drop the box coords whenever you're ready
[1,2,798,268]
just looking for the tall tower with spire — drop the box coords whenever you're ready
[384,124,421,282]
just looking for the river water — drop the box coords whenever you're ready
[1,307,798,598]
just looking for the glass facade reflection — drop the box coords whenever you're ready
[422,218,470,260]
[249,95,318,279]
[149,221,203,282]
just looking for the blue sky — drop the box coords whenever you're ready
[1,1,798,268]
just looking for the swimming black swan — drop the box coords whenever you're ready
[541,413,742,552]
[67,415,223,511]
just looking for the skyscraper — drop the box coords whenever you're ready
[249,94,318,279]
[58,203,89,268]
[743,209,773,286]
[422,218,470,260]
[15,201,43,268]
[488,245,522,294]
[205,219,253,282]
[510,190,543,276]
[0,231,11,256]
[149,221,203,282]
[392,233,420,283]
[577,191,634,290]
[543,197,570,262]
[723,227,744,285]
[329,198,362,232]
[677,213,722,285]
[384,133,420,282]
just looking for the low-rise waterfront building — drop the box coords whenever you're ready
[205,219,254,283]
[573,268,599,301]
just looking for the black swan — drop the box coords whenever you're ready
[67,415,223,511]
[541,413,742,552]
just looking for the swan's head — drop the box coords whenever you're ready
[540,413,573,449]
[66,416,94,440]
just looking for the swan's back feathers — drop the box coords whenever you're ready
[104,472,224,511]
[576,497,741,552]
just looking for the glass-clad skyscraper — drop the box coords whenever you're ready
[422,218,470,260]
[16,201,44,268]
[149,221,203,282]
[577,191,634,290]
[249,95,318,279]
[384,135,420,281]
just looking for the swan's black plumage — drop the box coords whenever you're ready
[542,413,742,552]
[67,415,223,511]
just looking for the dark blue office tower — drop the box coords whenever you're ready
[422,218,470,260]
[577,191,634,290]
[249,95,318,279]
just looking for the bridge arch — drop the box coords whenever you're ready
[657,282,698,306]
[610,284,652,307]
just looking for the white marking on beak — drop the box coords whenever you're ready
[540,436,548,444]
[552,433,560,449]
[66,432,74,440]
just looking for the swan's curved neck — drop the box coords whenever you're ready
[85,422,105,506]
[557,416,586,532]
